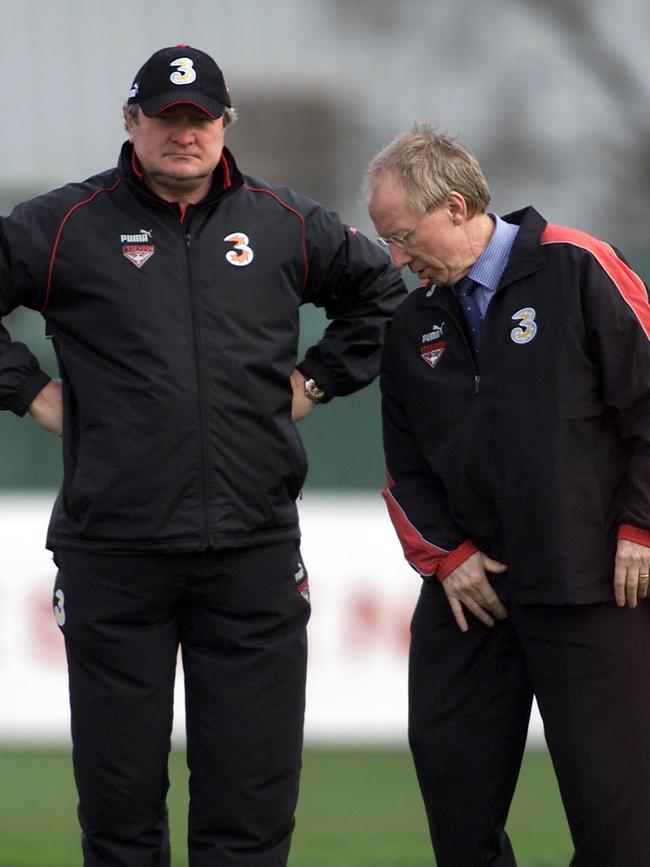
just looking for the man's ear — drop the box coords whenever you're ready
[122,104,136,136]
[447,191,468,225]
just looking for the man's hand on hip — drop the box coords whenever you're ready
[290,369,317,422]
[441,551,508,632]
[29,378,63,436]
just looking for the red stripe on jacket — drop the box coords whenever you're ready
[41,180,122,313]
[542,226,650,546]
[382,474,477,579]
[244,185,309,290]
[618,524,650,548]
[541,224,650,340]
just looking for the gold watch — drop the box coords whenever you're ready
[304,378,326,403]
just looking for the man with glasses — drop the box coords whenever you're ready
[365,123,650,866]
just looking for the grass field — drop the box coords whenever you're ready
[0,745,572,866]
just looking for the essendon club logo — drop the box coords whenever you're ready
[420,340,445,369]
[420,323,446,369]
[294,562,310,603]
[121,229,155,269]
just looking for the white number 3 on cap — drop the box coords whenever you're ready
[170,57,197,86]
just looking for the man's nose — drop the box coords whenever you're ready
[390,244,412,269]
[170,125,195,144]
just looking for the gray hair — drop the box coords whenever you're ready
[364,123,490,217]
[123,103,237,130]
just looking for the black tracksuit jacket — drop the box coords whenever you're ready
[381,206,650,604]
[0,142,406,552]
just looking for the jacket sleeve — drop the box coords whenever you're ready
[380,331,477,580]
[0,218,51,416]
[581,246,650,547]
[296,204,408,398]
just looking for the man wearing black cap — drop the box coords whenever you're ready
[0,45,407,866]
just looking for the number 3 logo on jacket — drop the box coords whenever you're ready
[510,307,537,344]
[224,232,254,267]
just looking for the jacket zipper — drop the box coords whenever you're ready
[454,307,481,394]
[184,228,214,548]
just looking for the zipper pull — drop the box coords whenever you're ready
[474,375,480,394]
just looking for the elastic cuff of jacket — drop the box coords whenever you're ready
[296,361,335,403]
[618,524,650,548]
[10,370,52,417]
[436,539,478,582]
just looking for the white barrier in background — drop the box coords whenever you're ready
[0,493,543,744]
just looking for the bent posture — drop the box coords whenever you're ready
[366,124,650,867]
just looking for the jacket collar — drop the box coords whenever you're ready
[417,205,548,308]
[498,206,548,287]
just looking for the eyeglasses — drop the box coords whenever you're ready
[376,211,429,251]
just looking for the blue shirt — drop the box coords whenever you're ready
[463,213,519,318]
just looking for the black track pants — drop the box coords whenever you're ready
[53,541,310,867]
[408,581,650,867]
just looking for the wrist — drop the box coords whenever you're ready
[436,540,478,582]
[618,524,650,548]
[304,378,326,404]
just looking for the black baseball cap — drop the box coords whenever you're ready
[127,44,231,119]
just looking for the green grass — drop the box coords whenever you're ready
[0,746,571,866]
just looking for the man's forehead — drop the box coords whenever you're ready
[369,177,415,223]
[155,104,215,121]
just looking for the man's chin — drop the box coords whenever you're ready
[153,170,209,188]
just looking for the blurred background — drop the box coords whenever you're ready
[1,1,648,863]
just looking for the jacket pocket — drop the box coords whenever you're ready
[284,418,308,499]
[64,426,113,522]
[558,393,604,420]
